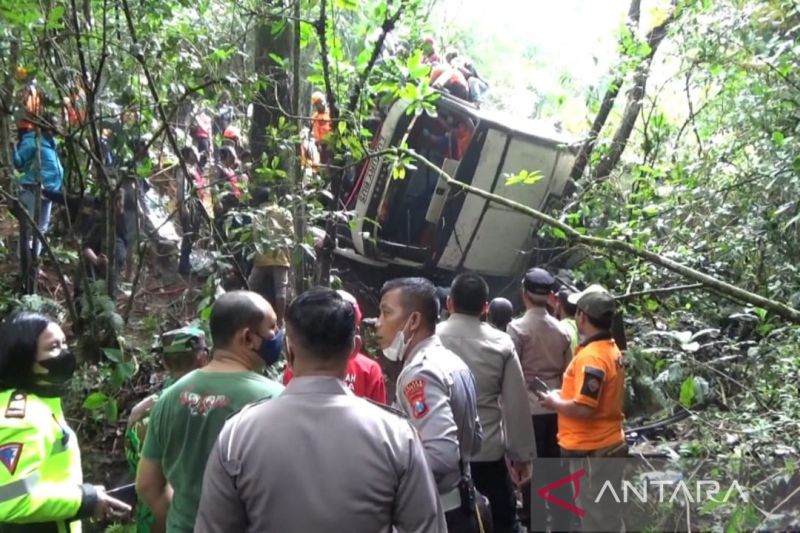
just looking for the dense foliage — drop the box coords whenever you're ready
[2,0,799,529]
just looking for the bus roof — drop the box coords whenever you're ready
[434,92,579,149]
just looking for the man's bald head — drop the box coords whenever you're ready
[210,291,275,349]
[488,297,514,331]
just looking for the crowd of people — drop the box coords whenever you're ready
[0,37,630,533]
[0,264,628,533]
[422,37,489,105]
[7,67,298,307]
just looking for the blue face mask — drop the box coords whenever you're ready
[257,329,284,366]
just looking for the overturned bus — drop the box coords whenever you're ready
[335,94,577,291]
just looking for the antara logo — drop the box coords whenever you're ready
[537,469,749,517]
[537,468,587,517]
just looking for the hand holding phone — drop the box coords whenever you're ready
[529,377,550,397]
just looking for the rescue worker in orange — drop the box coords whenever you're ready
[538,285,627,532]
[14,67,43,139]
[311,91,332,164]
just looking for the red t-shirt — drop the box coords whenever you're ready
[283,352,387,404]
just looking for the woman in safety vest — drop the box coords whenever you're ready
[0,312,131,531]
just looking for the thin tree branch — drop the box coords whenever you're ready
[346,1,405,114]
[617,283,703,301]
[0,190,79,324]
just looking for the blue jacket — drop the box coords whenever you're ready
[13,131,64,192]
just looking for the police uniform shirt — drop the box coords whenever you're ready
[395,335,482,495]
[437,313,535,463]
[0,390,90,532]
[508,306,573,415]
[195,376,446,533]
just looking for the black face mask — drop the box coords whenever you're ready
[35,350,77,385]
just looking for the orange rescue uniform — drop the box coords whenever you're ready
[557,336,625,451]
[311,111,332,144]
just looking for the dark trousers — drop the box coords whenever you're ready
[471,459,517,533]
[525,414,571,532]
[445,496,492,533]
[179,215,199,275]
[561,442,629,532]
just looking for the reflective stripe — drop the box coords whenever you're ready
[0,472,40,502]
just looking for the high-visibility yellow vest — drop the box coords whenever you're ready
[0,389,85,532]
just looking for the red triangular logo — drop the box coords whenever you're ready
[536,467,586,517]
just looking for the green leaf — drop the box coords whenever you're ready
[104,399,119,423]
[771,131,785,146]
[103,348,122,363]
[504,170,544,186]
[680,376,696,407]
[268,53,285,67]
[335,0,358,10]
[83,392,109,410]
[46,5,65,29]
[552,227,567,240]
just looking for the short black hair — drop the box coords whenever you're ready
[285,287,355,360]
[450,272,488,316]
[582,310,613,331]
[251,186,270,207]
[558,289,577,317]
[488,298,514,330]
[0,312,54,387]
[219,146,236,163]
[209,291,268,348]
[180,146,196,160]
[380,277,439,329]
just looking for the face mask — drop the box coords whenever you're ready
[257,329,284,367]
[28,350,77,396]
[382,317,413,362]
[36,349,77,383]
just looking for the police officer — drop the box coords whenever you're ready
[0,312,131,531]
[507,268,572,531]
[376,277,487,532]
[438,273,535,533]
[195,288,445,533]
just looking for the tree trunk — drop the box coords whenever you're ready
[0,38,19,192]
[569,0,641,181]
[592,10,677,180]
[250,19,293,162]
[291,0,308,296]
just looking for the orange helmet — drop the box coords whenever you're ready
[223,125,240,141]
[311,91,325,105]
[15,66,29,81]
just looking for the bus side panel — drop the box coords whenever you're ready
[351,100,411,254]
[461,137,563,275]
[436,128,508,269]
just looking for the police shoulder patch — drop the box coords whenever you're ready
[580,366,605,400]
[5,391,27,419]
[403,379,429,419]
[0,443,23,475]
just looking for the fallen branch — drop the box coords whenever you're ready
[397,147,800,324]
[617,283,703,301]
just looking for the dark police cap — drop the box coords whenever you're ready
[522,268,555,295]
